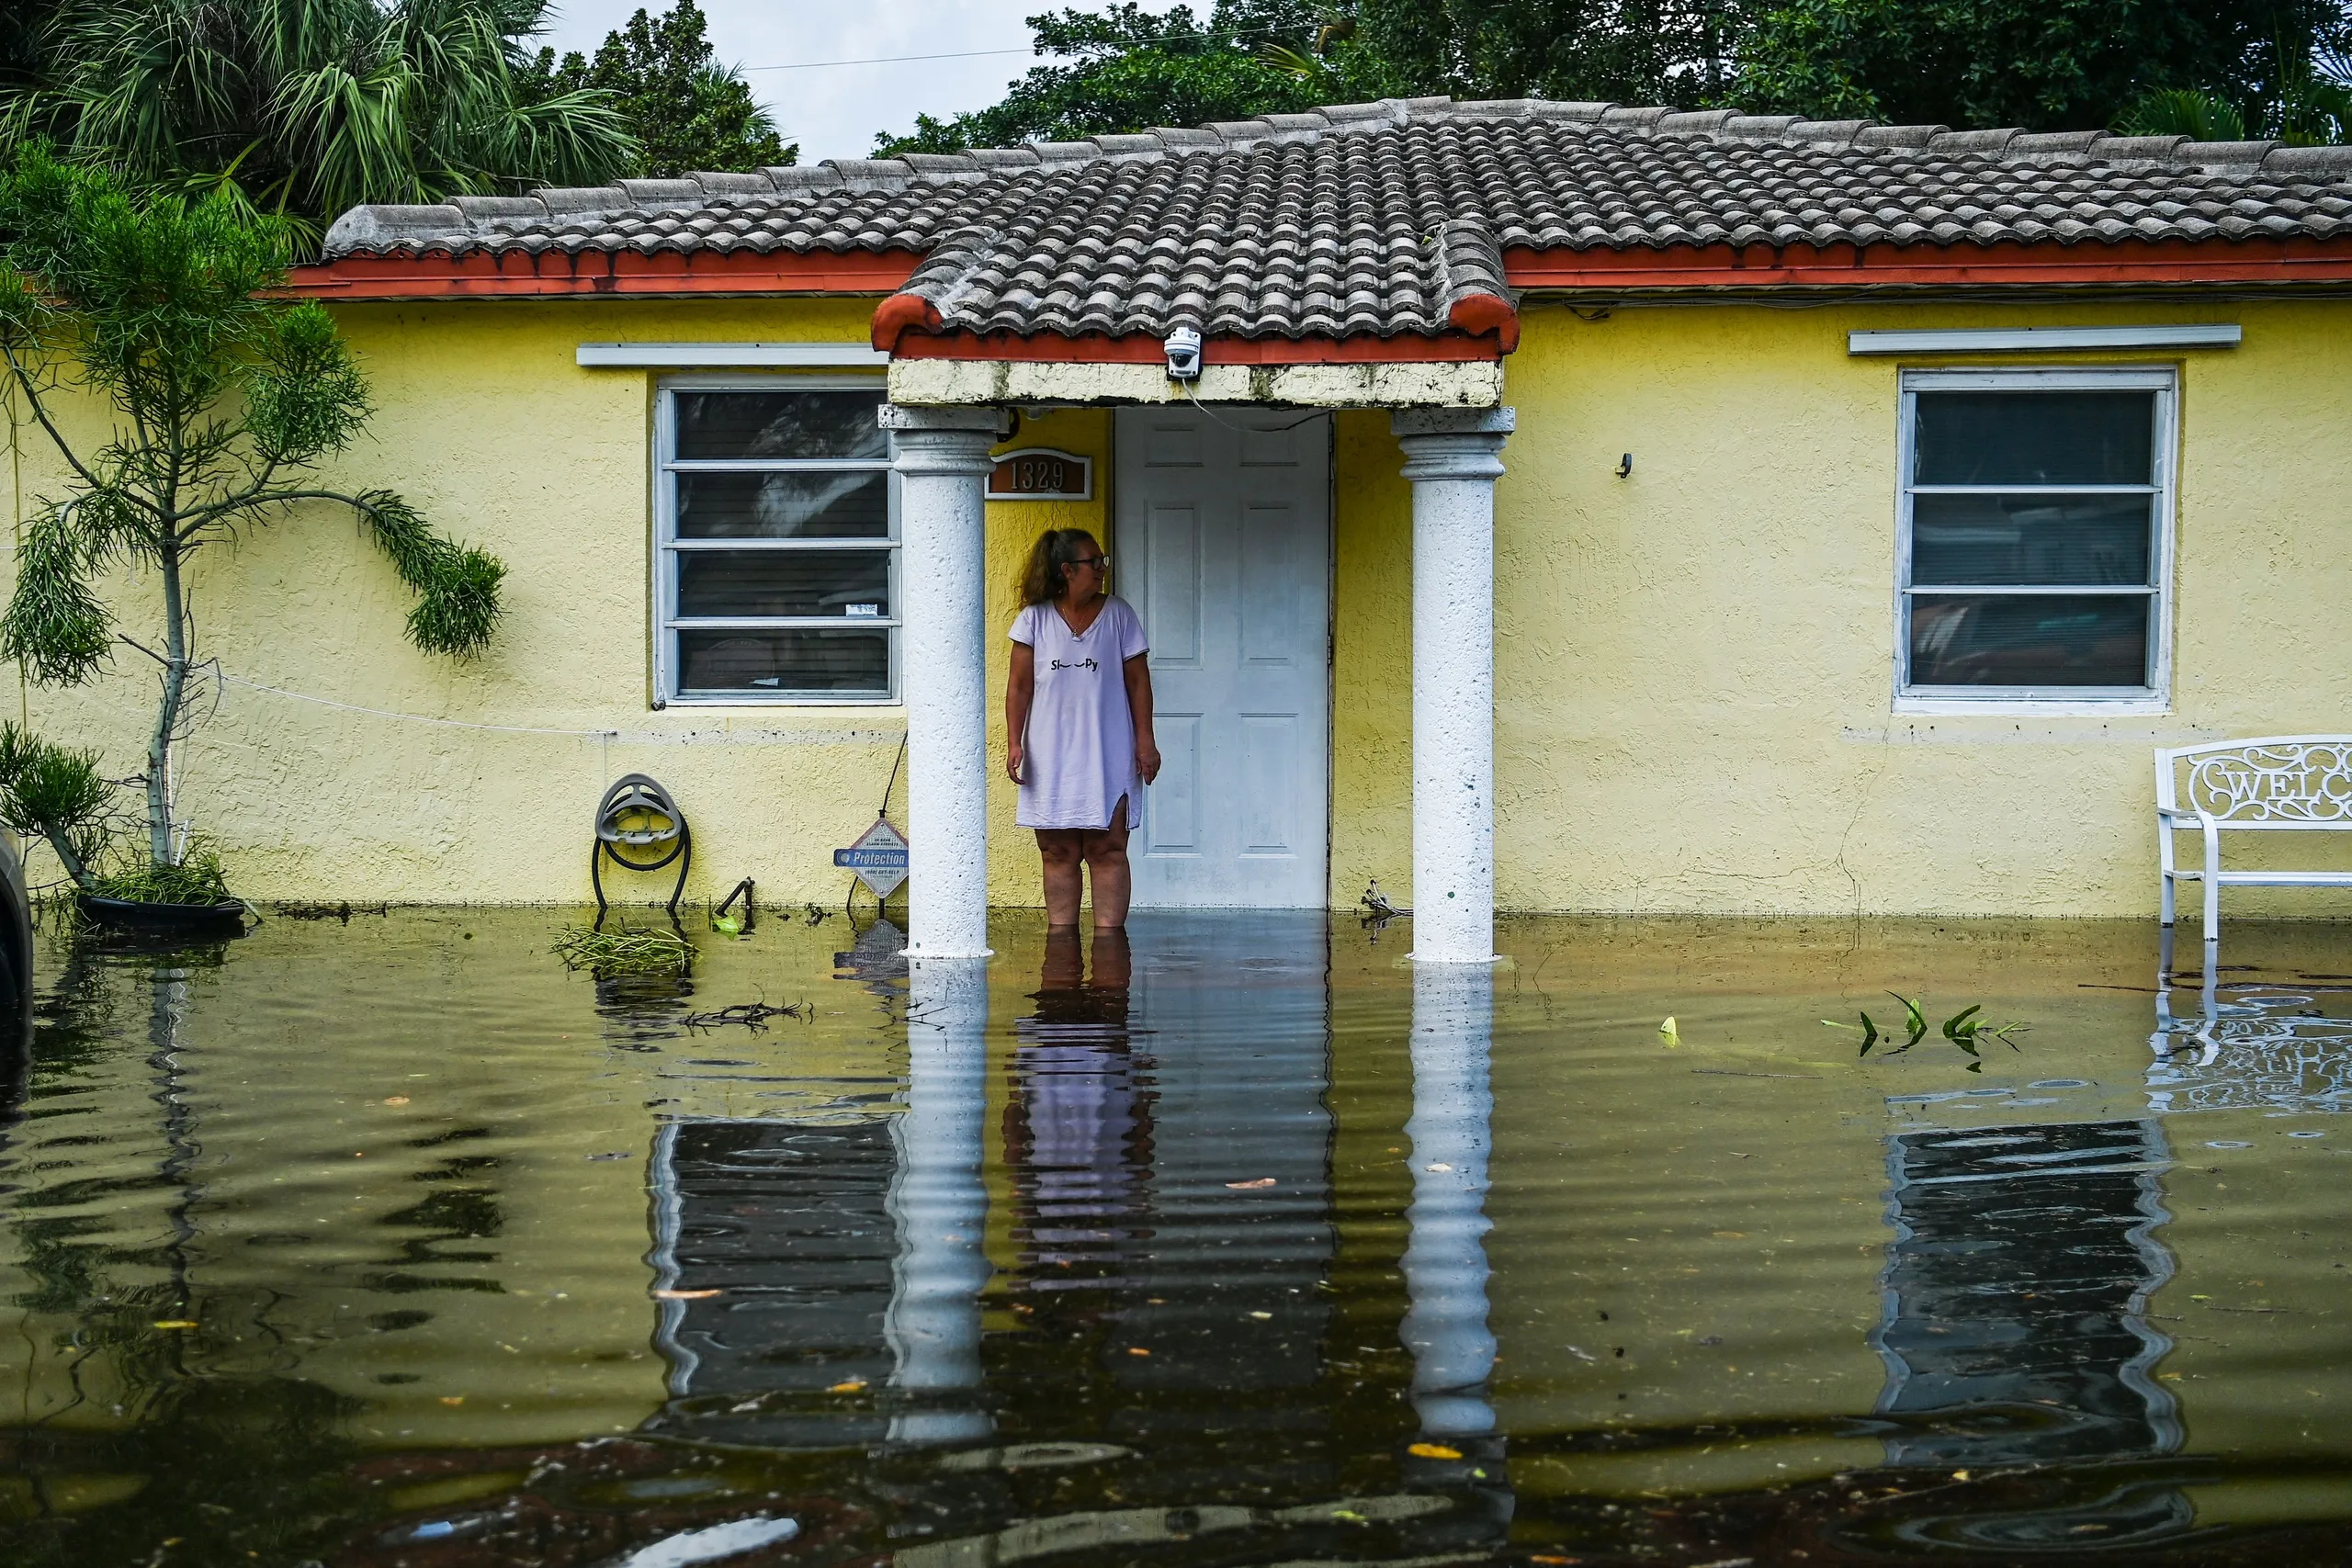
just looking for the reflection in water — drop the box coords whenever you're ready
[887,957,992,1444]
[1402,964,1498,1438]
[1006,929,1149,1277]
[998,919,1335,1423]
[2150,939,2352,1113]
[643,1117,900,1447]
[1401,962,1513,1550]
[642,950,993,1450]
[1871,1120,2186,1548]
[16,912,2352,1562]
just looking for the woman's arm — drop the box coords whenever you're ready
[1124,652,1160,784]
[1006,641,1035,782]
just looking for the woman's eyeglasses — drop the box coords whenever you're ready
[1069,554,1108,570]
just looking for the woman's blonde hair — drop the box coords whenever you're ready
[1016,528,1102,606]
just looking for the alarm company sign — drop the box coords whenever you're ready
[988,447,1092,501]
[834,818,910,899]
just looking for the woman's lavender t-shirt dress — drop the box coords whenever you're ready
[1011,595,1148,830]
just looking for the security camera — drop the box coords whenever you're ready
[1163,325,1203,381]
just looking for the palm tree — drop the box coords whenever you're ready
[2120,19,2352,147]
[5,0,637,252]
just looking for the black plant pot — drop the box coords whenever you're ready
[76,894,250,938]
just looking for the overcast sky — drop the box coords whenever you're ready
[536,0,1183,164]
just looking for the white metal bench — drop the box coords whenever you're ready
[2156,736,2352,950]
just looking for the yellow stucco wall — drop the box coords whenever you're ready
[6,298,1111,908]
[15,291,2352,914]
[1332,296,2352,917]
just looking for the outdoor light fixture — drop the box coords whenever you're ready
[1163,325,1204,380]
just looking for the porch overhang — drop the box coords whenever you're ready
[886,355,1505,409]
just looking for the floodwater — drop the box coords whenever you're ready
[3,908,2351,1567]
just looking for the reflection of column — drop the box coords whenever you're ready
[883,404,1009,961]
[150,964,201,1318]
[886,956,994,1443]
[1396,407,1514,965]
[1401,963,1498,1437]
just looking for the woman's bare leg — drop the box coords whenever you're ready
[1080,798,1133,929]
[1037,829,1085,927]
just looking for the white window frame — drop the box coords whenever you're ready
[652,373,899,707]
[1894,366,2177,716]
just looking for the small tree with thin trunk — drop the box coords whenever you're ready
[0,144,503,891]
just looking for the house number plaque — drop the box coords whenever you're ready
[988,447,1092,501]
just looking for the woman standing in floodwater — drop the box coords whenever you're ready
[1005,528,1160,929]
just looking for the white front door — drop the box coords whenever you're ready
[1116,408,1331,908]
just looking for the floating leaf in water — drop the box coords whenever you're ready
[1826,1012,1882,1055]
[1830,998,2024,1064]
[1658,1016,1679,1046]
[1225,1177,1277,1189]
[1408,1442,1462,1460]
[152,1320,198,1330]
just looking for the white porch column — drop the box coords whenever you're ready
[882,404,1009,959]
[1395,408,1516,964]
[885,956,993,1444]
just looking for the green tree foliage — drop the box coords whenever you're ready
[0,147,505,880]
[2119,7,2352,143]
[522,0,791,176]
[897,0,2352,147]
[1350,0,1747,107]
[1734,0,2281,131]
[879,1,1360,155]
[0,0,637,251]
[0,723,118,890]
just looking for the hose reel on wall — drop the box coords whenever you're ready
[593,773,691,919]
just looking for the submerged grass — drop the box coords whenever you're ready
[550,924,693,976]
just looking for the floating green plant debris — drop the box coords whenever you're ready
[273,899,390,921]
[682,998,810,1031]
[1825,993,2027,1071]
[550,924,692,975]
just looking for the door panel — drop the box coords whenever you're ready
[1148,713,1202,855]
[1118,409,1330,908]
[1239,714,1296,854]
[1144,505,1202,666]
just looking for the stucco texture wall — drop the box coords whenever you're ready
[1330,297,2352,917]
[18,290,2352,916]
[4,297,1107,908]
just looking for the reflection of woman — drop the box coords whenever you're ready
[1008,928,1148,1272]
[1005,529,1160,929]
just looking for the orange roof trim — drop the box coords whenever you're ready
[287,246,921,300]
[1505,234,2352,289]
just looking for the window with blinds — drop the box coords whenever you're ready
[655,382,897,705]
[1897,368,2175,707]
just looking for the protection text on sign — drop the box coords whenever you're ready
[833,818,910,898]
